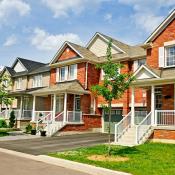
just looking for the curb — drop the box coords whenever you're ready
[0,148,131,175]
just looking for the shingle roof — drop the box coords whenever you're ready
[5,67,16,76]
[29,80,89,95]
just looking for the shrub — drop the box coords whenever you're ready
[9,111,16,128]
[0,119,7,128]
[25,124,32,133]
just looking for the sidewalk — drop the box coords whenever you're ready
[0,148,131,175]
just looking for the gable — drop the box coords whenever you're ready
[57,46,80,62]
[88,35,121,57]
[14,61,26,72]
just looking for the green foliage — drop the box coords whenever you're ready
[0,118,7,128]
[25,124,33,133]
[9,111,16,128]
[0,74,14,107]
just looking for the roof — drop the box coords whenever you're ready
[145,9,175,43]
[29,80,89,95]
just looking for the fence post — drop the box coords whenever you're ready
[154,110,157,126]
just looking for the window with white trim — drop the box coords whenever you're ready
[32,75,42,88]
[16,78,22,90]
[166,45,175,67]
[56,64,77,82]
[134,58,146,71]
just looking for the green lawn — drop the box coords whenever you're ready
[49,143,175,175]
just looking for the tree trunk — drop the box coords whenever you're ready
[108,100,112,156]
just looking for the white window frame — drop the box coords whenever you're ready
[16,78,22,90]
[134,58,146,71]
[165,45,175,68]
[56,64,77,82]
[32,75,43,88]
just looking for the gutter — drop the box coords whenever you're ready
[85,62,88,89]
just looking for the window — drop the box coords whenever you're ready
[155,87,162,110]
[166,45,175,67]
[69,64,77,80]
[75,95,81,111]
[134,58,146,71]
[56,64,77,82]
[16,78,22,90]
[33,75,42,88]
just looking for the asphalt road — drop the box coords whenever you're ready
[0,133,112,155]
[0,152,90,175]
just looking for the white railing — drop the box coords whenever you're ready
[22,110,32,119]
[55,111,64,122]
[66,111,83,123]
[136,112,152,144]
[155,110,175,126]
[135,111,147,125]
[115,112,131,142]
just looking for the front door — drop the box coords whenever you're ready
[103,109,123,134]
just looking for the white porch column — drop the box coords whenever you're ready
[151,85,155,125]
[131,86,135,125]
[63,93,67,123]
[31,95,36,122]
[19,96,23,120]
[52,94,56,122]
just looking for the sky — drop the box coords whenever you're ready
[0,0,175,68]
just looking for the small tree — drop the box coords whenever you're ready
[92,40,135,155]
[0,74,14,110]
[9,111,16,128]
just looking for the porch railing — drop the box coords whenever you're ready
[55,111,64,122]
[66,111,83,123]
[134,111,147,125]
[136,112,152,144]
[155,110,175,126]
[35,111,53,122]
[114,112,131,142]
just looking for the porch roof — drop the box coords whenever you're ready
[133,64,175,86]
[29,80,90,95]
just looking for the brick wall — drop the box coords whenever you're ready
[81,94,91,114]
[151,129,175,140]
[60,114,102,132]
[147,19,175,69]
[67,94,74,111]
[50,68,56,86]
[77,62,86,88]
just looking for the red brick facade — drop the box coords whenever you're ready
[60,114,102,132]
[151,129,175,140]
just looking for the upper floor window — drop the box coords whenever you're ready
[16,78,22,90]
[33,75,42,88]
[166,45,175,67]
[56,64,77,82]
[134,58,146,71]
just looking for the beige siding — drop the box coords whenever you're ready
[13,76,27,91]
[1,70,13,91]
[28,72,50,89]
[89,36,119,57]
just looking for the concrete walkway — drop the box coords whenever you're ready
[0,151,89,175]
[0,133,111,155]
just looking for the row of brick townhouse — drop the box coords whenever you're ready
[1,10,175,144]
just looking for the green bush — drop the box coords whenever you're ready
[25,124,32,133]
[9,111,16,128]
[0,119,7,128]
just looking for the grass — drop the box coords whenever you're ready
[0,130,9,137]
[49,143,175,175]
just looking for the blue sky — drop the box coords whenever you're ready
[0,0,174,67]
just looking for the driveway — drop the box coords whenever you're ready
[0,133,111,155]
[0,151,90,175]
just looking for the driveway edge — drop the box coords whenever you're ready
[0,148,131,175]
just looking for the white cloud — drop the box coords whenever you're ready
[118,0,175,32]
[3,35,17,47]
[104,13,112,22]
[0,0,30,23]
[31,28,83,51]
[41,0,110,18]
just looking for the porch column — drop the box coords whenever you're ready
[19,96,23,120]
[63,93,67,123]
[131,86,135,125]
[31,95,36,122]
[151,85,155,125]
[52,94,56,122]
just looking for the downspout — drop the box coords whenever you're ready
[85,62,88,89]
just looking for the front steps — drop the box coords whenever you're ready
[115,126,137,146]
[115,126,153,147]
